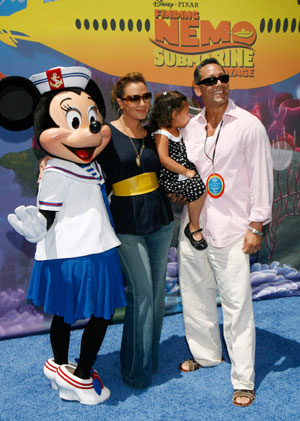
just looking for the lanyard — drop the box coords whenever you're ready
[204,120,223,172]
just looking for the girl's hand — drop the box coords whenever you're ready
[38,155,52,183]
[185,169,196,178]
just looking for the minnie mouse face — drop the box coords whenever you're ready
[40,90,103,163]
[0,67,107,165]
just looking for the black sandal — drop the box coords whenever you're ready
[184,223,208,250]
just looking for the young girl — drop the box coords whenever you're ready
[150,91,207,250]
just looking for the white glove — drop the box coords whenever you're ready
[8,205,47,243]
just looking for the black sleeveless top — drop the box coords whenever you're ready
[96,123,173,235]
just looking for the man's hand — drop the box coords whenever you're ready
[242,222,263,254]
[242,230,263,254]
[167,193,189,205]
[185,169,196,179]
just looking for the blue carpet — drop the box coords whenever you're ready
[0,297,299,421]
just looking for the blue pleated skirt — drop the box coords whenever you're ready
[27,248,127,325]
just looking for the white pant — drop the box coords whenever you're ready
[178,218,255,390]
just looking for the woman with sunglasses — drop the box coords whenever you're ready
[97,72,174,388]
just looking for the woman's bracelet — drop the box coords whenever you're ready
[248,226,263,237]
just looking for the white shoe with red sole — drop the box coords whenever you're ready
[55,364,110,405]
[43,358,76,390]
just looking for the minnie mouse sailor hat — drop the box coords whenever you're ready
[29,66,91,95]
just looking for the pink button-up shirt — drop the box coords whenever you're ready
[182,99,273,248]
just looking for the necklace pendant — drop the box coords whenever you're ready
[136,156,141,167]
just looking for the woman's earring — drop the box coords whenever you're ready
[117,107,123,118]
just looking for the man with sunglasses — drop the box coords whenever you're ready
[177,58,273,407]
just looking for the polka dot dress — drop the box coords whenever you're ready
[153,129,206,202]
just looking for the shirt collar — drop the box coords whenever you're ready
[196,98,237,123]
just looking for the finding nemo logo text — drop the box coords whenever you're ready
[151,9,257,77]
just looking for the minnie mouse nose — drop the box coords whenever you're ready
[90,120,102,134]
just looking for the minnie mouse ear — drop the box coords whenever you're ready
[0,76,41,131]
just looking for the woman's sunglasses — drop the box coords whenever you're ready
[197,74,230,86]
[120,92,152,104]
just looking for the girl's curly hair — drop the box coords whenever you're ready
[148,90,187,133]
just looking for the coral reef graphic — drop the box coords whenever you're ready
[265,147,300,260]
[0,165,46,339]
[0,294,45,339]
[165,246,182,314]
[231,86,300,150]
[251,261,300,300]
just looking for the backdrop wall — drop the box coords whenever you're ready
[0,0,299,339]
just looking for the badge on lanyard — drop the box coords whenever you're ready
[206,173,225,198]
[204,120,224,198]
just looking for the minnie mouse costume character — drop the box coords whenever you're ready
[0,66,126,405]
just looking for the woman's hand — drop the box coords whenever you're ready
[38,155,52,183]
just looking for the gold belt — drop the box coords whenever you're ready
[112,172,159,196]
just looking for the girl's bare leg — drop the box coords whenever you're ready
[188,192,207,241]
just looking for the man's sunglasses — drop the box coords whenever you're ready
[197,74,230,86]
[120,92,152,103]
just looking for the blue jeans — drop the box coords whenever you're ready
[117,222,174,388]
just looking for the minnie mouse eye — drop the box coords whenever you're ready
[88,107,99,124]
[66,109,82,130]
